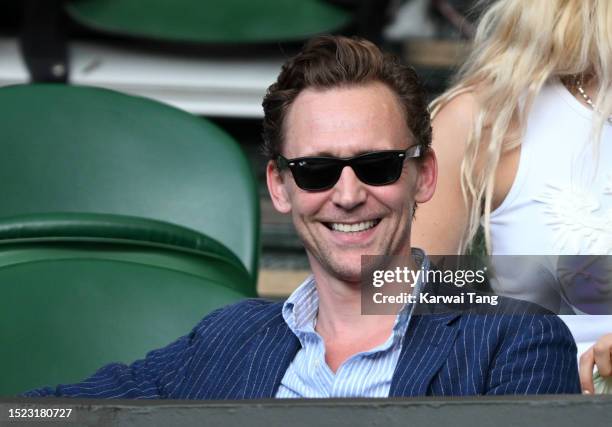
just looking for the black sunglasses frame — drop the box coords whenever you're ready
[276,145,422,191]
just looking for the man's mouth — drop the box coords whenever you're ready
[324,219,381,233]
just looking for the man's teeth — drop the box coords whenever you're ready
[330,220,377,233]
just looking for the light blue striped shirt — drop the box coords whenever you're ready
[276,249,429,398]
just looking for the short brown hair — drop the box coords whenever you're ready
[262,35,431,161]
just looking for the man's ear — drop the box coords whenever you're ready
[414,148,437,203]
[266,160,292,213]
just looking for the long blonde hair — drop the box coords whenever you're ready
[431,0,612,254]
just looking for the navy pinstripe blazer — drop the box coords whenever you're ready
[25,298,580,399]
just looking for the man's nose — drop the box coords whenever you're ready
[331,166,367,210]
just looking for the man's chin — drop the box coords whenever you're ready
[321,257,367,285]
[330,272,363,286]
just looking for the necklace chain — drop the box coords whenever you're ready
[574,75,612,124]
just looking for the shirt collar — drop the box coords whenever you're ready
[282,274,319,336]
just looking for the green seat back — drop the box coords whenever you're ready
[65,0,351,44]
[0,214,254,396]
[0,84,259,281]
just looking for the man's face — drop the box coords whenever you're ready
[267,82,436,283]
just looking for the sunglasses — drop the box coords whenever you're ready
[276,145,422,191]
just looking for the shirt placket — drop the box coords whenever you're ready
[330,355,361,397]
[310,334,334,397]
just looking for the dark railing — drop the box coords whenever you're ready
[2,395,611,427]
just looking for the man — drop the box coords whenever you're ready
[25,36,580,399]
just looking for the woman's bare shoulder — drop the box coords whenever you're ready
[434,90,479,120]
[430,90,482,171]
[433,91,479,146]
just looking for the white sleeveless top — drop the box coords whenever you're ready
[489,79,612,354]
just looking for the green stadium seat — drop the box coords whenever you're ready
[0,212,254,395]
[64,0,351,44]
[0,84,259,284]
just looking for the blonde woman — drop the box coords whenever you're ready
[413,0,612,393]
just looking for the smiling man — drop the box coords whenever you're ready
[25,36,580,399]
[268,82,426,284]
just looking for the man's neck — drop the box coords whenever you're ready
[311,272,396,372]
[314,273,383,336]
[309,252,420,343]
[306,249,423,372]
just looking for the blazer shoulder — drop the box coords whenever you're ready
[478,300,576,348]
[191,298,285,339]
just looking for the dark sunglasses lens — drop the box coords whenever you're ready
[353,152,403,185]
[292,159,342,190]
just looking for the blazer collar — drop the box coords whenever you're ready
[389,312,460,397]
[241,318,300,399]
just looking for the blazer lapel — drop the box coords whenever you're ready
[240,322,300,399]
[389,313,460,397]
